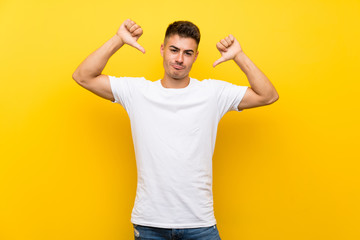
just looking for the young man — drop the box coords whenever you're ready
[73,19,278,240]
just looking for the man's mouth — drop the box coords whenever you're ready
[172,64,185,70]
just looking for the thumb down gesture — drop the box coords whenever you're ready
[116,19,145,54]
[213,34,243,67]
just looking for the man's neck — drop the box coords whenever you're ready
[161,76,190,89]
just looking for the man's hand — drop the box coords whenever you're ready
[213,34,243,67]
[116,19,145,54]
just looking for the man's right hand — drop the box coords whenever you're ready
[116,19,145,54]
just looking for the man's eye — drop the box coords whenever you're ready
[170,49,177,52]
[185,52,192,56]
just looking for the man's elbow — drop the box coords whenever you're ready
[266,93,279,105]
[72,71,79,81]
[72,72,85,85]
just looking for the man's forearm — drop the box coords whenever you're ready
[73,35,124,80]
[234,52,278,101]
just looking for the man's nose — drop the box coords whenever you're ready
[176,53,184,63]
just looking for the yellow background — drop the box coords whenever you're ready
[1,0,359,239]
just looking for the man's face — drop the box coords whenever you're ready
[160,34,199,81]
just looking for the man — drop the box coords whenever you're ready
[73,19,278,240]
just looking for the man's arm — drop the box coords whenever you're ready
[213,34,279,110]
[72,19,145,102]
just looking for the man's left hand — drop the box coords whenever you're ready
[213,34,243,67]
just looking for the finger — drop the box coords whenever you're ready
[228,34,235,42]
[129,24,140,33]
[131,27,143,37]
[216,42,227,52]
[125,19,135,31]
[220,39,229,48]
[130,41,146,54]
[124,19,131,28]
[213,57,226,67]
[225,36,233,45]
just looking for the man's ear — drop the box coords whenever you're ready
[160,43,164,57]
[194,51,199,61]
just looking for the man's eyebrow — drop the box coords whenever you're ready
[169,45,179,50]
[169,45,194,53]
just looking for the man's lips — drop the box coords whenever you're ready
[172,64,185,70]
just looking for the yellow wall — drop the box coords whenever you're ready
[1,0,359,239]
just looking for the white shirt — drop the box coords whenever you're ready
[109,76,248,228]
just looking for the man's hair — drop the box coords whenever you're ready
[164,21,201,46]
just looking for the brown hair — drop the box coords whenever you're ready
[164,21,201,46]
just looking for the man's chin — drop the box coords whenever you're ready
[170,73,187,80]
[173,76,188,81]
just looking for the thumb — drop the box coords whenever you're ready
[213,57,225,68]
[130,41,146,54]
